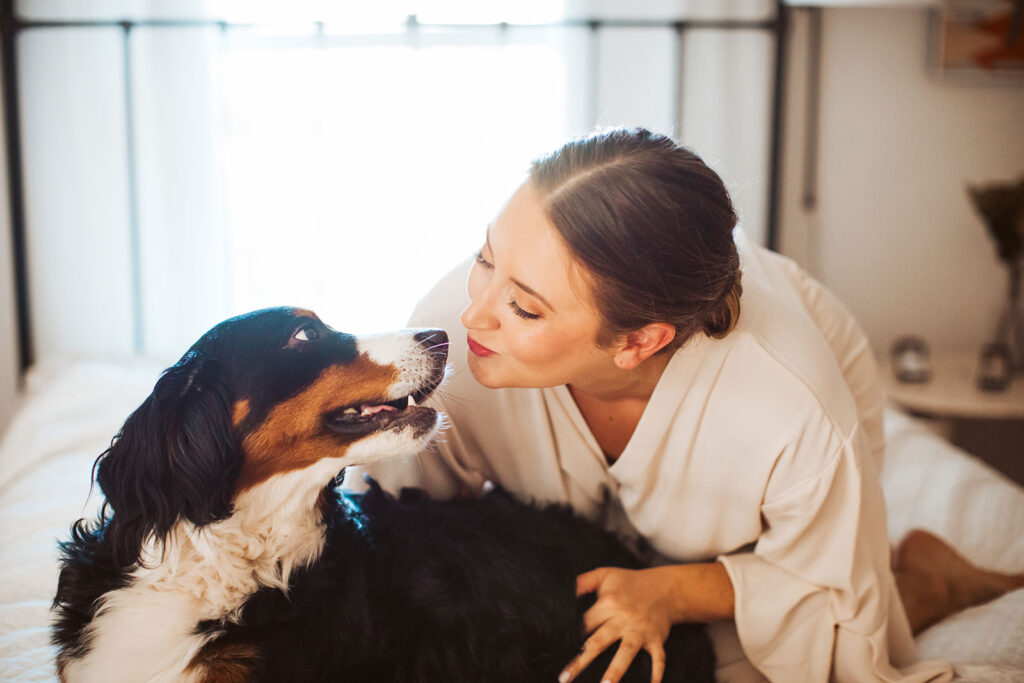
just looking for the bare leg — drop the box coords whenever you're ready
[893,529,1024,634]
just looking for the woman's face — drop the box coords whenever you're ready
[460,179,616,390]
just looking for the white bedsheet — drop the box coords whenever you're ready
[0,360,1021,682]
[880,411,1024,679]
[0,360,162,682]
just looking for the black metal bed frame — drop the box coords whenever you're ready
[0,1,789,373]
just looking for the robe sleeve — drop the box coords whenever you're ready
[717,419,951,683]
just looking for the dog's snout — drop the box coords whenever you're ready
[411,329,448,404]
[413,329,448,353]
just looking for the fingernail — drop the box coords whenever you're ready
[558,671,570,683]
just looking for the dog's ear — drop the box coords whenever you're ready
[96,352,240,566]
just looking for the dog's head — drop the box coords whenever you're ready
[94,307,448,564]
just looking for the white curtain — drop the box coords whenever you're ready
[16,0,775,362]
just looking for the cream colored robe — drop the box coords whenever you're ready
[352,230,953,683]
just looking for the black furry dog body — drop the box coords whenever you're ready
[208,481,716,683]
[52,308,715,682]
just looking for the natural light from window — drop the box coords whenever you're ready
[218,30,569,333]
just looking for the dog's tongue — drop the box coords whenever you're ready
[360,404,398,417]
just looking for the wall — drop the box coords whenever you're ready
[0,51,21,436]
[778,7,1024,356]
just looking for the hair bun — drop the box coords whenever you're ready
[702,268,742,339]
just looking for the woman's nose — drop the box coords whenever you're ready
[461,278,499,331]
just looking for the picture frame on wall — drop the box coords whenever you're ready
[927,0,1024,82]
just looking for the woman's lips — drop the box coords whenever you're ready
[467,335,496,357]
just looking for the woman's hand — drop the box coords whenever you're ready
[559,562,735,683]
[559,566,681,683]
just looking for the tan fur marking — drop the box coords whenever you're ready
[236,354,396,492]
[232,399,250,428]
[189,641,262,683]
[292,308,318,319]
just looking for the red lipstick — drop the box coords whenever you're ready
[467,335,496,357]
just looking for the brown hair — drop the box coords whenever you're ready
[529,127,742,352]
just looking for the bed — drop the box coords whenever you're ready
[0,359,1021,681]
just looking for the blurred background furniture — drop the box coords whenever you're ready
[884,350,1024,484]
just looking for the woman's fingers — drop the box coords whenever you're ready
[567,567,674,683]
[576,567,609,596]
[559,624,618,683]
[582,597,616,634]
[598,637,642,683]
[560,633,666,683]
[648,642,666,683]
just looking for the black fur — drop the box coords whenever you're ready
[202,478,716,683]
[52,354,242,661]
[52,307,716,681]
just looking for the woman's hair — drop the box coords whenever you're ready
[529,127,742,352]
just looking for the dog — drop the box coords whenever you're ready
[52,307,715,682]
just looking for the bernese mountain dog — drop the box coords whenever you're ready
[52,307,715,682]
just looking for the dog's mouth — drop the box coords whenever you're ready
[324,380,442,437]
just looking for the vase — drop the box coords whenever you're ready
[993,260,1024,374]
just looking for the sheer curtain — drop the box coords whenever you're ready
[15,0,776,362]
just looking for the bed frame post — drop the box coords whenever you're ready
[0,0,32,374]
[765,0,788,252]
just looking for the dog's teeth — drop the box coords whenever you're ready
[343,408,358,415]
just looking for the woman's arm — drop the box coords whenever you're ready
[559,562,734,683]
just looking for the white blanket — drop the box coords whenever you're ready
[0,360,1021,682]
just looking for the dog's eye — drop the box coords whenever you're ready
[294,325,320,342]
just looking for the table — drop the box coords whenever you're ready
[884,351,1024,420]
[884,351,1024,482]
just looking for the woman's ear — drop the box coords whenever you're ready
[613,323,676,370]
[95,353,239,565]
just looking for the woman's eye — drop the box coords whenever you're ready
[294,325,320,342]
[507,299,540,320]
[474,250,494,270]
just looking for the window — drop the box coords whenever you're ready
[15,3,777,360]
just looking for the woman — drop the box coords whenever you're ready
[354,128,1021,682]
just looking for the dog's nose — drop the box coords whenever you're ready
[413,329,448,352]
